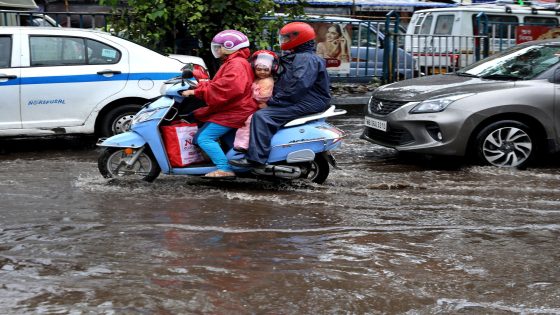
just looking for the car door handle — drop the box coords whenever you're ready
[0,74,17,80]
[97,70,122,75]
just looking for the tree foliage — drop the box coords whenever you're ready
[100,0,306,72]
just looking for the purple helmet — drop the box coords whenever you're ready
[210,30,250,58]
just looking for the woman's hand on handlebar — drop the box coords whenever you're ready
[181,90,195,97]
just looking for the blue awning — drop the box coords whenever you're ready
[275,0,457,7]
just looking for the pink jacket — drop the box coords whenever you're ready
[252,77,274,107]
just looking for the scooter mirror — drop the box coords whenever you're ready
[182,69,194,79]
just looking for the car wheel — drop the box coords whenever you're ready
[99,104,142,137]
[475,120,535,168]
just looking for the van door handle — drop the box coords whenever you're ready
[97,70,122,75]
[0,74,17,80]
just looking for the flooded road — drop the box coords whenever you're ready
[1,115,560,314]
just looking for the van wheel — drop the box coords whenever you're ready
[99,104,142,137]
[475,120,535,168]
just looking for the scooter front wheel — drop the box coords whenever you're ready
[98,147,161,182]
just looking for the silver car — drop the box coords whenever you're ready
[362,39,560,168]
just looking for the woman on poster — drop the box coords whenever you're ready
[316,23,351,63]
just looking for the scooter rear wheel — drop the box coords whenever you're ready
[98,147,161,182]
[305,154,330,184]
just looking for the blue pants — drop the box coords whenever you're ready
[194,122,235,172]
[247,102,328,164]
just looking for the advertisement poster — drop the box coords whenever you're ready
[312,22,352,75]
[516,26,560,44]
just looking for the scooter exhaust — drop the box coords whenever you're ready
[252,165,302,179]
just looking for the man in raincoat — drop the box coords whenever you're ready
[230,22,331,167]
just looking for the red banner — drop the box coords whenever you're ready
[516,26,560,44]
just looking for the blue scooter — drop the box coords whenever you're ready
[97,69,346,184]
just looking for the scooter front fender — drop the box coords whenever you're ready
[97,131,146,148]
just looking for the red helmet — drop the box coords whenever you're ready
[249,50,279,73]
[279,22,316,51]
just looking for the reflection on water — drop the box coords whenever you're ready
[1,117,560,313]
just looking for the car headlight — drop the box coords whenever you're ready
[409,93,475,114]
[132,109,158,125]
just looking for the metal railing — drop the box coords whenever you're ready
[264,17,416,83]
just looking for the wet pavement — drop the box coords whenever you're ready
[1,115,560,314]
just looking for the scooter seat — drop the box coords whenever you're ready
[283,105,346,127]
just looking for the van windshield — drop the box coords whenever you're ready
[414,13,433,35]
[457,44,560,80]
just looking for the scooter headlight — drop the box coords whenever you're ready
[132,109,158,125]
[159,82,170,95]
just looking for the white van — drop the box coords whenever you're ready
[405,4,560,74]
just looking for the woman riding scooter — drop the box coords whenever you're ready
[181,30,257,179]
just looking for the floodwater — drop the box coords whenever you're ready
[1,116,560,314]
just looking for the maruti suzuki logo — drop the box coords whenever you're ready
[376,101,384,112]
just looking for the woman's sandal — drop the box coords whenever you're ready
[201,170,236,180]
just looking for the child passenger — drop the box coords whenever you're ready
[233,50,278,151]
[181,30,257,179]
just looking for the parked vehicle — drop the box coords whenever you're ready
[405,4,560,75]
[97,69,347,184]
[0,27,206,138]
[362,39,560,168]
[0,10,58,27]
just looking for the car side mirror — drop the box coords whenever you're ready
[551,68,560,83]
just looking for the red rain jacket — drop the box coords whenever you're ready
[192,48,257,129]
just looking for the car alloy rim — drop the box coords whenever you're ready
[113,114,135,134]
[482,127,532,167]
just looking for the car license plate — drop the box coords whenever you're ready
[365,116,387,132]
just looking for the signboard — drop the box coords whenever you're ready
[312,22,352,75]
[516,25,560,44]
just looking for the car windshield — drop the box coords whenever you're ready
[456,44,560,80]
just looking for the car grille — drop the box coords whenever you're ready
[364,125,414,146]
[368,98,408,116]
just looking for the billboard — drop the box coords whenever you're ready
[312,22,353,75]
[516,25,560,44]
